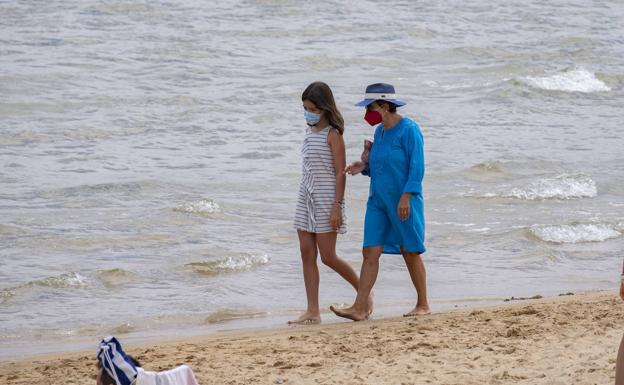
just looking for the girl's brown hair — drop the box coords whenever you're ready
[301,81,344,135]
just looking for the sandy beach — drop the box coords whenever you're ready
[1,291,621,385]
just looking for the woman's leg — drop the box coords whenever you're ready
[402,250,430,316]
[289,230,321,324]
[316,232,359,290]
[330,246,383,321]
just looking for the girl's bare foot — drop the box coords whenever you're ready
[288,311,321,325]
[367,293,374,317]
[330,305,369,321]
[403,304,431,317]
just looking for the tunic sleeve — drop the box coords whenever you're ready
[362,127,381,177]
[361,140,372,177]
[402,122,424,194]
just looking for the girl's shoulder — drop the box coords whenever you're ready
[327,126,344,143]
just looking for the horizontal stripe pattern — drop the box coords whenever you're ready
[294,126,347,234]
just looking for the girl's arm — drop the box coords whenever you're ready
[328,128,346,203]
[328,128,346,230]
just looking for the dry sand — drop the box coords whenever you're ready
[1,292,622,385]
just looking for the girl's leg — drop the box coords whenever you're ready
[401,249,430,316]
[330,246,383,321]
[289,230,321,324]
[316,232,359,290]
[617,333,624,385]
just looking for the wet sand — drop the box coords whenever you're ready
[1,291,621,385]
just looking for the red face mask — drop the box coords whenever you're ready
[364,110,382,126]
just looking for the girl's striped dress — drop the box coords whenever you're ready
[294,126,347,234]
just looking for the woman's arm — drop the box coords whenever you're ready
[402,123,424,195]
[397,123,424,221]
[346,139,370,176]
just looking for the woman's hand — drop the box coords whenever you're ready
[361,139,372,163]
[344,161,367,175]
[397,193,411,221]
[330,203,342,230]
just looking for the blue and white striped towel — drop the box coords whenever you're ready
[97,336,139,385]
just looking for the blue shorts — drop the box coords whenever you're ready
[363,194,426,255]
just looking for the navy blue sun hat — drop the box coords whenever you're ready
[355,83,407,107]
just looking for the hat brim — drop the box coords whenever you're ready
[355,98,406,107]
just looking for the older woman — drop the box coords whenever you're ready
[331,83,430,321]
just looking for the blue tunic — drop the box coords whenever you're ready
[362,117,426,255]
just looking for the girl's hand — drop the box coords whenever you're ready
[330,204,342,230]
[344,161,366,175]
[397,193,411,221]
[620,280,624,301]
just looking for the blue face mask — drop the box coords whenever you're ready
[304,110,321,126]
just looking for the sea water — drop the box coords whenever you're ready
[1,0,623,358]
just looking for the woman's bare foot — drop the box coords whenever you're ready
[330,305,369,321]
[288,311,321,325]
[403,304,431,317]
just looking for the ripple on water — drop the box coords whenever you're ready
[185,253,270,276]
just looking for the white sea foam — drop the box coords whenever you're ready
[187,253,270,276]
[174,199,220,214]
[525,68,611,93]
[504,174,597,200]
[530,223,621,244]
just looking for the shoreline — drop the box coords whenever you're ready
[0,291,577,362]
[1,290,622,384]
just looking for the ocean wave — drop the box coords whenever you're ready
[174,199,220,215]
[45,182,146,198]
[1,272,88,304]
[235,152,283,160]
[524,68,611,93]
[204,309,270,324]
[529,223,622,244]
[0,224,24,235]
[186,253,270,276]
[31,272,89,289]
[95,268,139,288]
[467,161,506,173]
[0,288,16,303]
[107,322,137,334]
[503,174,597,200]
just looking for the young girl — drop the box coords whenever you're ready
[290,81,360,325]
